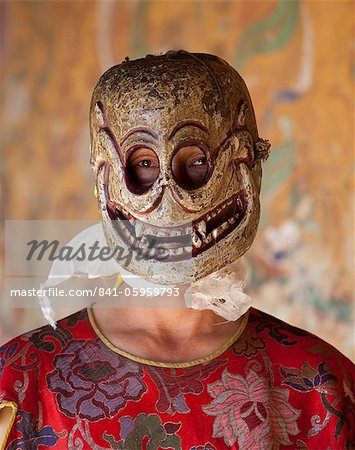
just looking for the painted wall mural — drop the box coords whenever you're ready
[0,0,353,359]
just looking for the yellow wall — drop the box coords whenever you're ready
[1,1,353,359]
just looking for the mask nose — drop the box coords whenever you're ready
[149,186,191,225]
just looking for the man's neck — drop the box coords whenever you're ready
[91,282,244,362]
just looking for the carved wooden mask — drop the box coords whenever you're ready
[90,51,270,284]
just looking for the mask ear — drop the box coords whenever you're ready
[233,100,248,130]
[233,131,254,168]
[93,101,106,130]
[232,100,271,166]
[90,101,107,168]
[254,138,271,163]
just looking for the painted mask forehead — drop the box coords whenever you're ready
[91,59,234,147]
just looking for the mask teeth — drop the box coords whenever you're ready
[196,221,206,238]
[156,228,168,237]
[192,233,202,248]
[190,190,247,250]
[134,221,144,236]
[205,234,212,244]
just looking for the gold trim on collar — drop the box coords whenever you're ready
[87,306,249,368]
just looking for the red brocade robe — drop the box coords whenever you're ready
[0,307,354,450]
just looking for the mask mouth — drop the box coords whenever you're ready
[99,162,249,263]
[105,189,247,262]
[106,201,193,262]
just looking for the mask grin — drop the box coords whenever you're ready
[97,159,251,263]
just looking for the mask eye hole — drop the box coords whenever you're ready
[171,146,210,190]
[125,147,160,194]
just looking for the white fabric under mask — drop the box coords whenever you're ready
[38,223,171,328]
[184,257,252,321]
[38,223,251,327]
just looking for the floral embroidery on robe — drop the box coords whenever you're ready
[1,307,354,449]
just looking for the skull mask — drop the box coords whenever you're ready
[90,51,270,285]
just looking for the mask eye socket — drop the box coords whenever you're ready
[125,147,160,194]
[171,146,210,190]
